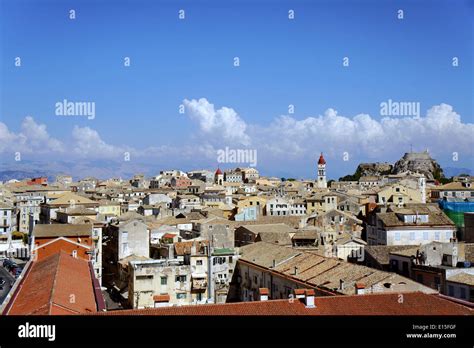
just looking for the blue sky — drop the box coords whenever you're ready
[1,0,473,179]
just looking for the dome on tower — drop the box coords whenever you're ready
[215,168,223,175]
[318,153,326,165]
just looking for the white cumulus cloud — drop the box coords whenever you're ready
[254,103,474,162]
[71,126,127,159]
[183,98,251,146]
[21,116,64,152]
[0,116,64,154]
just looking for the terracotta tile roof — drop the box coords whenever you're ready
[63,206,97,215]
[91,292,473,316]
[174,240,209,256]
[118,254,151,267]
[236,216,303,229]
[238,223,294,234]
[34,224,92,238]
[378,205,454,228]
[48,192,98,206]
[437,182,474,191]
[117,211,146,222]
[153,294,170,302]
[465,243,474,263]
[240,242,435,295]
[294,289,306,296]
[239,242,301,268]
[292,230,318,240]
[447,273,474,286]
[0,202,13,209]
[389,246,420,257]
[364,245,420,266]
[154,215,197,226]
[6,251,98,315]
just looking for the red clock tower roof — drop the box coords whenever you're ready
[318,153,326,165]
[215,168,223,175]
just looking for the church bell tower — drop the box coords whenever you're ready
[317,153,327,188]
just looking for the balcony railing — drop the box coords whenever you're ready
[192,278,207,291]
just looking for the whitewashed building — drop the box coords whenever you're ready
[0,202,15,234]
[366,205,456,246]
[266,197,290,216]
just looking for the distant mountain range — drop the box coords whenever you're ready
[0,156,471,183]
[0,160,160,182]
[0,170,56,182]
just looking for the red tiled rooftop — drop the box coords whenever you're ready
[92,292,473,316]
[5,251,98,315]
[153,294,170,302]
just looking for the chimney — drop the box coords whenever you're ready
[169,244,174,259]
[304,289,315,308]
[294,289,306,299]
[272,259,276,268]
[355,282,365,295]
[294,266,298,275]
[294,289,316,308]
[339,279,345,291]
[258,288,269,301]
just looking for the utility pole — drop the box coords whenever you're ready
[207,237,213,303]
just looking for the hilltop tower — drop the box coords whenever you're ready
[317,153,327,189]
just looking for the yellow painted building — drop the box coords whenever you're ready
[236,196,267,215]
[376,184,423,205]
[98,200,121,216]
[306,193,337,215]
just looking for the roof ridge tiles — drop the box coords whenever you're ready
[48,251,68,314]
